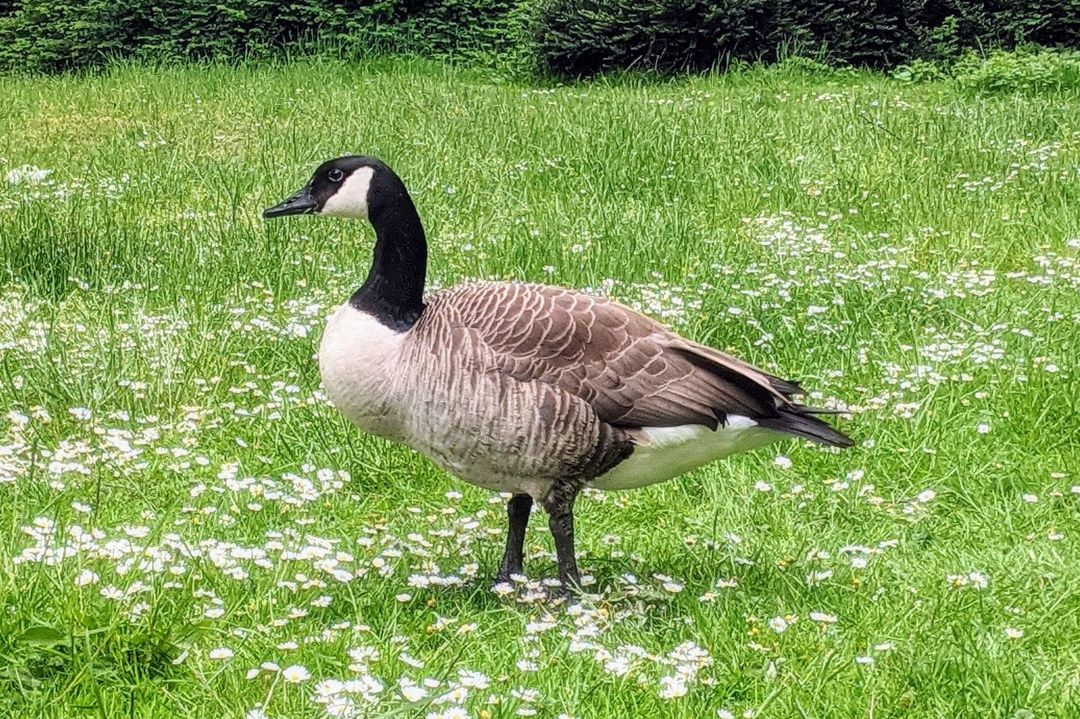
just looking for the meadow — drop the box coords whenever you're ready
[0,58,1078,718]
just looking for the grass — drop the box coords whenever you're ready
[0,57,1078,718]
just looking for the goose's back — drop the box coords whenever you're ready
[413,281,794,427]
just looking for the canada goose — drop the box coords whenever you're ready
[264,156,853,596]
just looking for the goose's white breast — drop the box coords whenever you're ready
[318,305,406,437]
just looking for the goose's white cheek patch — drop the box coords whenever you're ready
[321,166,374,218]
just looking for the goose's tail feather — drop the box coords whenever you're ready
[757,407,854,448]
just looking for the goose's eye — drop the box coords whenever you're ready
[328,168,345,183]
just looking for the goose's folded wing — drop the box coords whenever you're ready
[436,283,793,430]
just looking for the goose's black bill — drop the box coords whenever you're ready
[263,186,316,218]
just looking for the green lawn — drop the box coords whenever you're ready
[1,58,1078,718]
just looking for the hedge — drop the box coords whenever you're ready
[0,0,1077,76]
[528,0,1080,76]
[0,0,527,73]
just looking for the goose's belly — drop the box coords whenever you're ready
[592,417,780,491]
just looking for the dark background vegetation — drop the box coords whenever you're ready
[0,0,1078,76]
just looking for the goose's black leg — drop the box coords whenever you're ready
[494,493,532,583]
[543,488,582,595]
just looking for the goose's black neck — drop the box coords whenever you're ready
[349,173,427,331]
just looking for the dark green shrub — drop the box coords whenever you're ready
[892,58,948,82]
[915,1,1080,55]
[528,0,760,75]
[953,48,1080,92]
[529,0,1080,77]
[0,0,526,73]
[0,0,1077,75]
[779,1,913,68]
[0,0,124,72]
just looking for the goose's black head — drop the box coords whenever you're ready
[263,155,403,221]
[264,155,428,330]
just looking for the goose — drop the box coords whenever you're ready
[263,156,853,596]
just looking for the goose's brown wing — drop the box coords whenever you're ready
[430,282,822,434]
